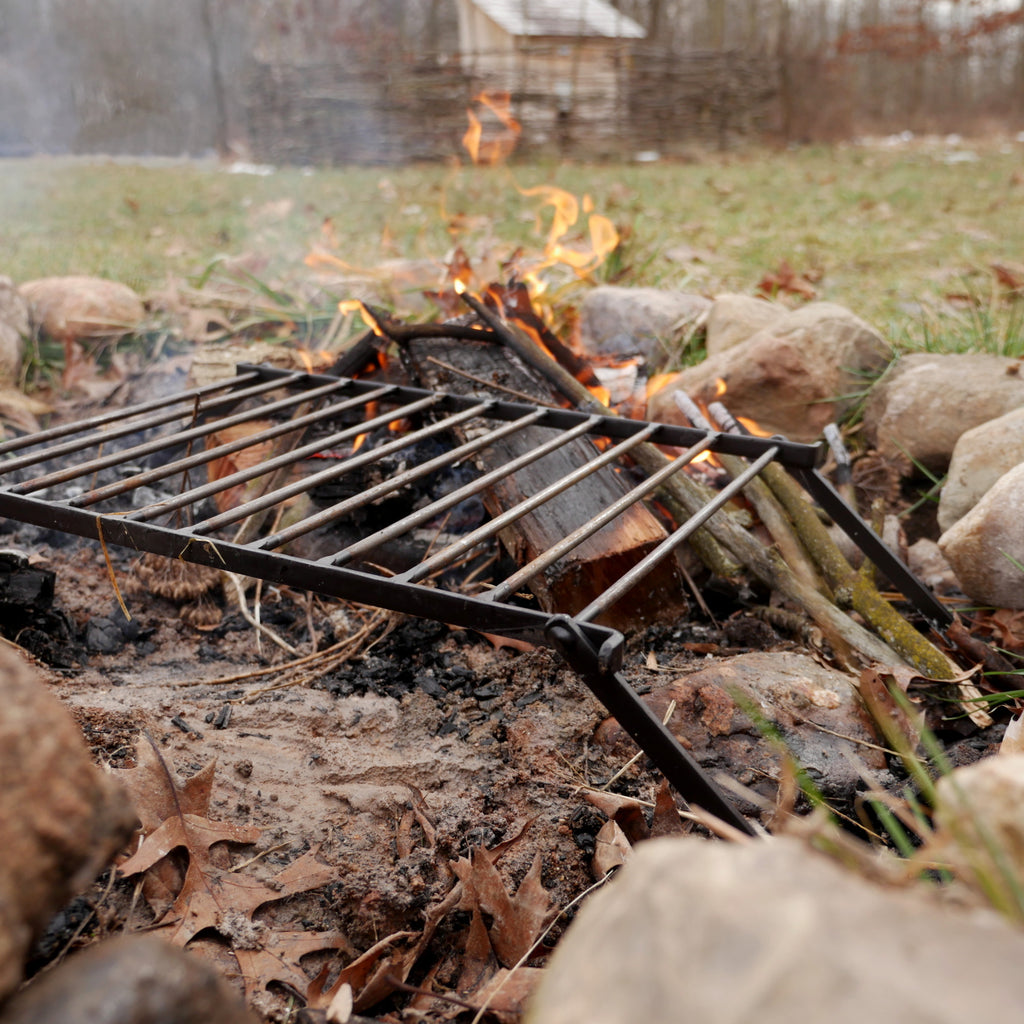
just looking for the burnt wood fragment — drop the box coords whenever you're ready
[405,332,687,631]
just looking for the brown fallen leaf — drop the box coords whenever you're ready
[857,666,924,752]
[117,752,352,1001]
[309,821,546,1016]
[756,259,818,301]
[583,790,649,844]
[307,879,464,1013]
[474,966,547,1020]
[592,819,633,878]
[119,742,217,832]
[992,261,1024,293]
[650,779,688,838]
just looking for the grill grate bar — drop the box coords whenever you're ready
[260,408,549,551]
[577,445,779,622]
[73,388,386,511]
[0,370,264,458]
[185,392,445,535]
[393,422,661,585]
[9,376,353,492]
[487,432,717,602]
[323,414,603,569]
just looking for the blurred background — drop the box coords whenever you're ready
[2,0,1022,164]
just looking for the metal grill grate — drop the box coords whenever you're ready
[0,364,950,834]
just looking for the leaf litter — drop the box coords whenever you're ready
[116,736,573,1018]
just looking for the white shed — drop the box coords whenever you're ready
[456,0,645,147]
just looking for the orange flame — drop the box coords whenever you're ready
[338,298,386,338]
[517,184,620,280]
[463,91,521,166]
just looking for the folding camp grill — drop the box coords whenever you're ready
[0,364,952,836]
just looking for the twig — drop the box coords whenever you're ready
[425,355,551,404]
[226,572,298,657]
[685,394,828,596]
[96,516,131,621]
[602,700,677,789]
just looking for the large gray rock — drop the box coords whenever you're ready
[932,754,1024,902]
[0,935,257,1024]
[647,302,890,442]
[0,646,137,1001]
[938,407,1024,532]
[0,276,29,384]
[939,461,1024,609]
[704,292,786,356]
[864,353,1024,471]
[528,837,1024,1024]
[580,286,711,360]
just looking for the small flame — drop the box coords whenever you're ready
[517,184,620,280]
[714,377,728,399]
[351,432,369,454]
[338,298,387,338]
[737,415,772,437]
[463,91,521,166]
[297,349,314,374]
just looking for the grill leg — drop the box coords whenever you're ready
[545,616,757,837]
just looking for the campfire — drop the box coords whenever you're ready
[0,254,967,839]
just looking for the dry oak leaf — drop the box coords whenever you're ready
[452,848,555,968]
[118,744,217,832]
[118,749,350,1001]
[307,881,464,1013]
[756,259,818,301]
[121,831,348,999]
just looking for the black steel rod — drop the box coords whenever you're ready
[184,393,445,534]
[546,616,756,836]
[7,377,354,492]
[327,415,604,569]
[258,408,549,550]
[394,425,658,585]
[791,466,953,627]
[0,490,621,659]
[0,374,286,474]
[0,370,262,457]
[576,446,780,622]
[72,389,384,510]
[486,432,715,602]
[237,365,826,469]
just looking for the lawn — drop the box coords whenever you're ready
[2,136,1022,359]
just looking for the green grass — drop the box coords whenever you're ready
[2,139,1023,360]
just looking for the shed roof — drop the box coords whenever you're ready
[469,0,646,40]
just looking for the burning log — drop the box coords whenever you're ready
[402,328,688,630]
[451,291,965,679]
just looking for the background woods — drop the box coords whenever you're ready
[1,0,1023,160]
